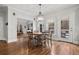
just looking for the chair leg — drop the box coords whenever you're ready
[50,40,52,48]
[47,39,52,48]
[42,40,46,48]
[46,39,49,48]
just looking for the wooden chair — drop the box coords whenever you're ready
[40,34,47,47]
[27,32,38,49]
[45,32,52,48]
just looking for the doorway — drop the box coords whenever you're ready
[40,24,42,32]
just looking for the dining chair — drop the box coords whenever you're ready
[45,32,52,48]
[27,32,33,49]
[40,34,47,48]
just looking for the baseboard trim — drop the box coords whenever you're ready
[52,40,79,46]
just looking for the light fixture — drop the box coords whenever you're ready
[35,4,44,21]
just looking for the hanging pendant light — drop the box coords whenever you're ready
[35,4,44,21]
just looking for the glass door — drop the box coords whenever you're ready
[48,22,54,34]
[61,20,69,39]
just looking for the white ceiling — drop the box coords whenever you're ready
[6,4,78,18]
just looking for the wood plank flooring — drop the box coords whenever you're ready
[0,40,8,55]
[0,40,79,55]
[51,41,79,55]
[28,46,51,55]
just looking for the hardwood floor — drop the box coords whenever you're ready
[51,40,79,55]
[0,40,79,55]
[8,41,28,55]
[0,40,8,55]
[8,41,51,55]
[28,46,51,55]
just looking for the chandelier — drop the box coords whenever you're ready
[35,4,44,21]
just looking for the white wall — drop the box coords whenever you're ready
[44,6,79,44]
[0,14,4,40]
[73,8,79,44]
[33,20,37,32]
[33,19,47,32]
[8,6,32,43]
[4,5,79,44]
[0,7,8,41]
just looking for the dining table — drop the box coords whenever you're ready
[27,31,51,49]
[28,32,49,48]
